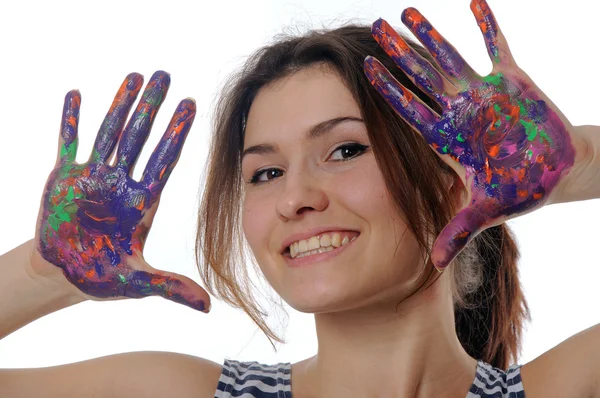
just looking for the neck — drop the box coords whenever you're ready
[294,272,478,398]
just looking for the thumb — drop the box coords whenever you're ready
[121,262,211,313]
[431,205,489,271]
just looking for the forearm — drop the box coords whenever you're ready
[0,239,85,340]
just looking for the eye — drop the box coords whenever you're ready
[249,168,284,184]
[330,143,369,161]
[248,142,369,185]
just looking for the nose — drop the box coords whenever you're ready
[276,168,329,221]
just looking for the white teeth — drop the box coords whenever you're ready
[331,234,341,248]
[298,239,308,252]
[288,232,357,259]
[308,236,320,250]
[290,242,298,258]
[319,234,331,247]
[296,246,334,258]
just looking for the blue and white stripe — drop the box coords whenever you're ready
[214,358,524,397]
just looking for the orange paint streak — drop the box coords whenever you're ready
[382,21,412,54]
[517,189,528,198]
[135,196,145,211]
[429,28,444,44]
[536,154,545,163]
[488,144,500,158]
[172,120,185,135]
[84,211,117,223]
[508,104,520,120]
[478,21,488,34]
[485,107,500,131]
[109,81,130,113]
[67,115,77,128]
[403,87,413,102]
[406,10,443,43]
[65,177,77,186]
[103,235,116,252]
[93,237,103,251]
[85,269,95,279]
[485,159,492,184]
[495,166,510,179]
[516,168,526,182]
[533,192,543,200]
[455,231,470,240]
[150,275,167,285]
[159,166,167,180]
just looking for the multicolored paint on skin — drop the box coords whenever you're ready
[116,72,170,172]
[365,0,576,271]
[372,18,449,107]
[89,73,144,163]
[37,71,209,312]
[401,7,476,85]
[470,0,500,63]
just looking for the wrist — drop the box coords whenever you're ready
[550,125,600,205]
[24,239,85,303]
[0,239,86,340]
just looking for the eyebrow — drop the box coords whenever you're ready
[241,116,364,161]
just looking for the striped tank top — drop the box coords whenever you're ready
[214,359,525,397]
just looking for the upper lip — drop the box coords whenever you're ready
[280,226,360,254]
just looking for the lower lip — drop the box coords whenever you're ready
[284,235,359,268]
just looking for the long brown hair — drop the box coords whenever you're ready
[196,24,531,370]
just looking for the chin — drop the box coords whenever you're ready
[281,285,365,314]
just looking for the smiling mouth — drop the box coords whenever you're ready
[283,232,360,259]
[283,234,359,268]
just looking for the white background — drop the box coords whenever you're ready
[0,0,599,370]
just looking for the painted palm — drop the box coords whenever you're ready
[36,71,210,312]
[364,0,576,271]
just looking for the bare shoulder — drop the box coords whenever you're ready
[520,323,600,398]
[0,351,224,398]
[108,351,224,397]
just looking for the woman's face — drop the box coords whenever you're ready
[241,65,426,313]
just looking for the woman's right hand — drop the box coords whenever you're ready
[30,71,211,313]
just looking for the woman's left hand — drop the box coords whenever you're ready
[363,0,596,271]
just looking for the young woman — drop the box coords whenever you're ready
[1,0,599,397]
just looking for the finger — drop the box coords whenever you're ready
[364,56,446,148]
[430,204,489,271]
[402,7,478,86]
[121,268,211,313]
[89,73,144,163]
[372,18,452,107]
[57,90,80,167]
[142,99,196,198]
[116,71,171,174]
[470,0,515,66]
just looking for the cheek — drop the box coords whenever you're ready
[343,159,423,265]
[334,158,394,222]
[242,194,274,260]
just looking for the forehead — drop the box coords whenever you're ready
[244,65,361,145]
